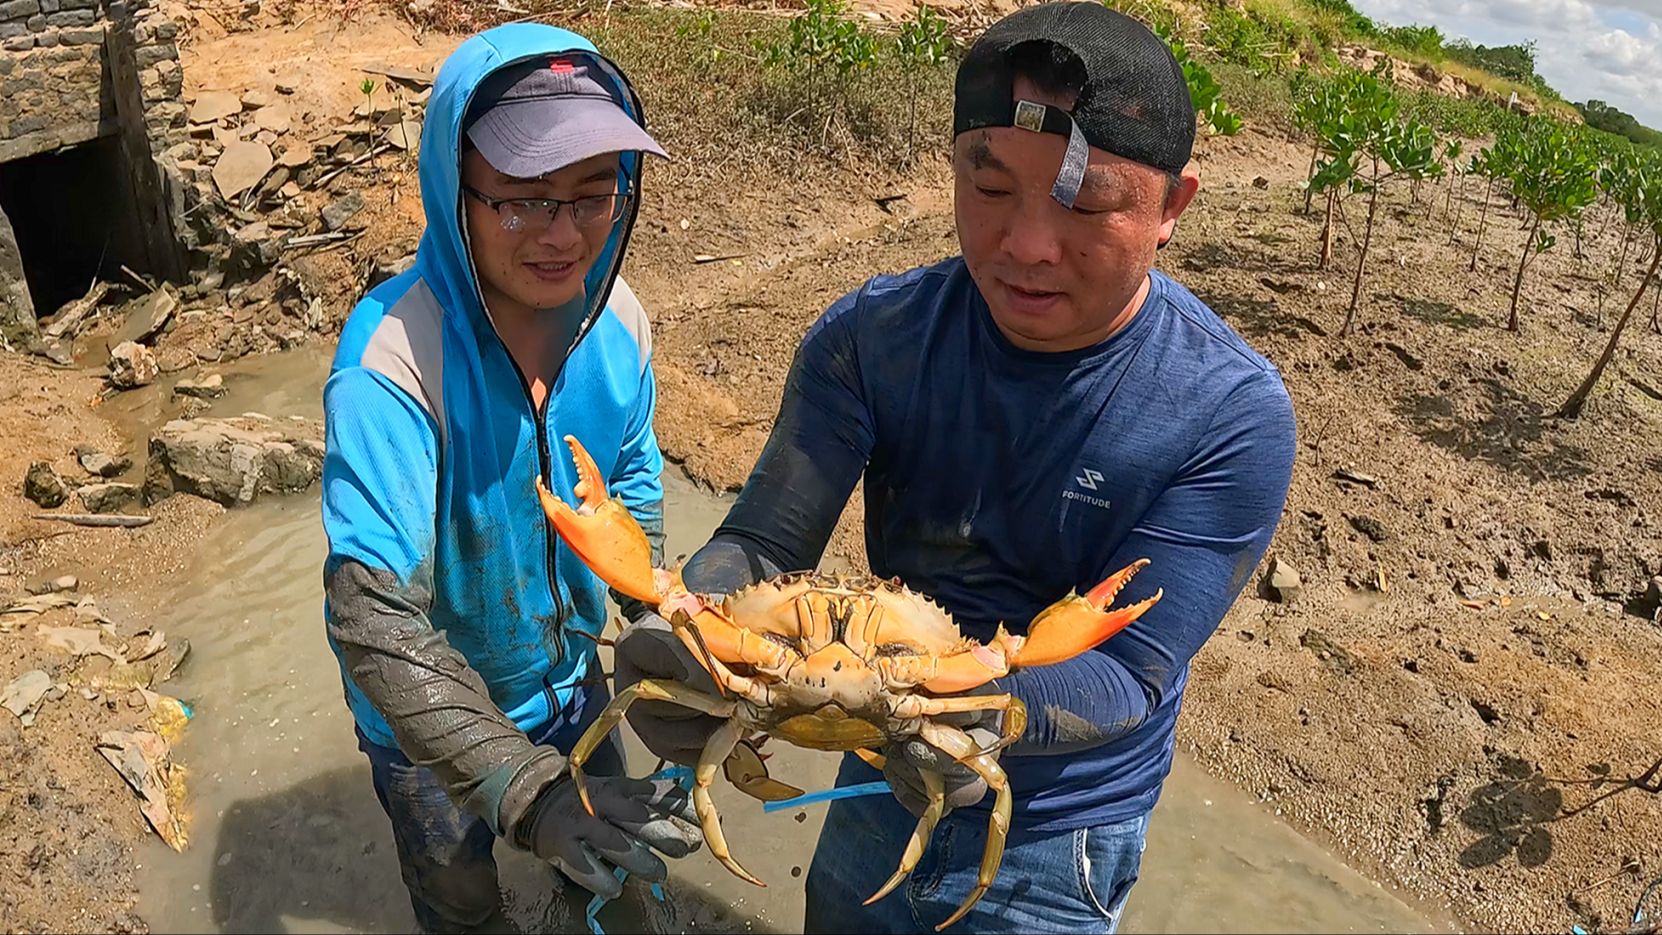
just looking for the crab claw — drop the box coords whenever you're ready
[1008,559,1162,669]
[534,434,662,606]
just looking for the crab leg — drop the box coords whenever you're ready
[916,719,1013,932]
[567,679,736,817]
[863,767,945,906]
[535,434,662,606]
[694,717,766,887]
[895,695,1029,759]
[1011,559,1162,668]
[665,601,795,678]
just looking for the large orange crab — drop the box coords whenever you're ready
[536,435,1162,930]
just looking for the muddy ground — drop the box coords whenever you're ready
[2,2,1660,933]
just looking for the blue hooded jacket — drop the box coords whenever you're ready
[319,24,664,834]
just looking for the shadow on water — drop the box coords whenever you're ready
[1392,377,1592,482]
[208,762,772,935]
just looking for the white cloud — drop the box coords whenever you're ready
[1352,0,1662,128]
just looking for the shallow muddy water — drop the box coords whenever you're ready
[123,348,1453,934]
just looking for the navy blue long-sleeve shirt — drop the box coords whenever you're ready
[682,255,1296,832]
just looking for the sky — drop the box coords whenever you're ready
[1350,0,1662,128]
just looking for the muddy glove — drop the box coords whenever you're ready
[882,694,1005,818]
[612,612,727,766]
[515,773,703,900]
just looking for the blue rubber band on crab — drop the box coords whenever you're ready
[584,765,695,935]
[761,780,892,813]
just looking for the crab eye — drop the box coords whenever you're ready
[874,642,921,657]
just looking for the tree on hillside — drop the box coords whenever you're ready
[1577,99,1662,150]
[1497,118,1600,332]
[1555,152,1662,419]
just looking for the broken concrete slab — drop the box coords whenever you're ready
[254,104,291,134]
[212,140,274,199]
[111,286,178,347]
[276,142,312,168]
[188,89,241,124]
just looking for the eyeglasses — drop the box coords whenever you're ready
[463,186,632,233]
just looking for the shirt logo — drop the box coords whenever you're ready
[1064,466,1111,510]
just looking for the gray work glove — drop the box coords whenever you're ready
[515,773,703,900]
[883,691,1006,818]
[612,612,728,766]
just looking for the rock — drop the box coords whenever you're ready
[188,89,241,124]
[1348,514,1391,542]
[1263,557,1302,602]
[1332,467,1379,487]
[24,461,68,507]
[321,191,365,231]
[213,141,275,199]
[145,416,324,506]
[1300,628,1356,674]
[230,221,289,275]
[37,341,72,365]
[241,88,273,109]
[109,341,158,388]
[365,251,416,292]
[1252,175,1269,189]
[111,287,178,347]
[79,482,141,514]
[280,181,302,200]
[173,374,225,399]
[25,575,78,595]
[75,446,132,478]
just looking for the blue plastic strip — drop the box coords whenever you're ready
[761,780,892,814]
[584,765,695,935]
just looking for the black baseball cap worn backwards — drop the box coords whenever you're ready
[953,1,1196,208]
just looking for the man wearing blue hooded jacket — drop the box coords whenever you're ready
[320,24,703,933]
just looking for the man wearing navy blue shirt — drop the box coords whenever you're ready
[612,4,1296,932]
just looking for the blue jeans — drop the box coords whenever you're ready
[356,682,625,934]
[804,759,1149,935]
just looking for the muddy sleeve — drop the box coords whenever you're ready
[321,367,563,839]
[610,358,667,621]
[1005,372,1298,755]
[680,294,875,594]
